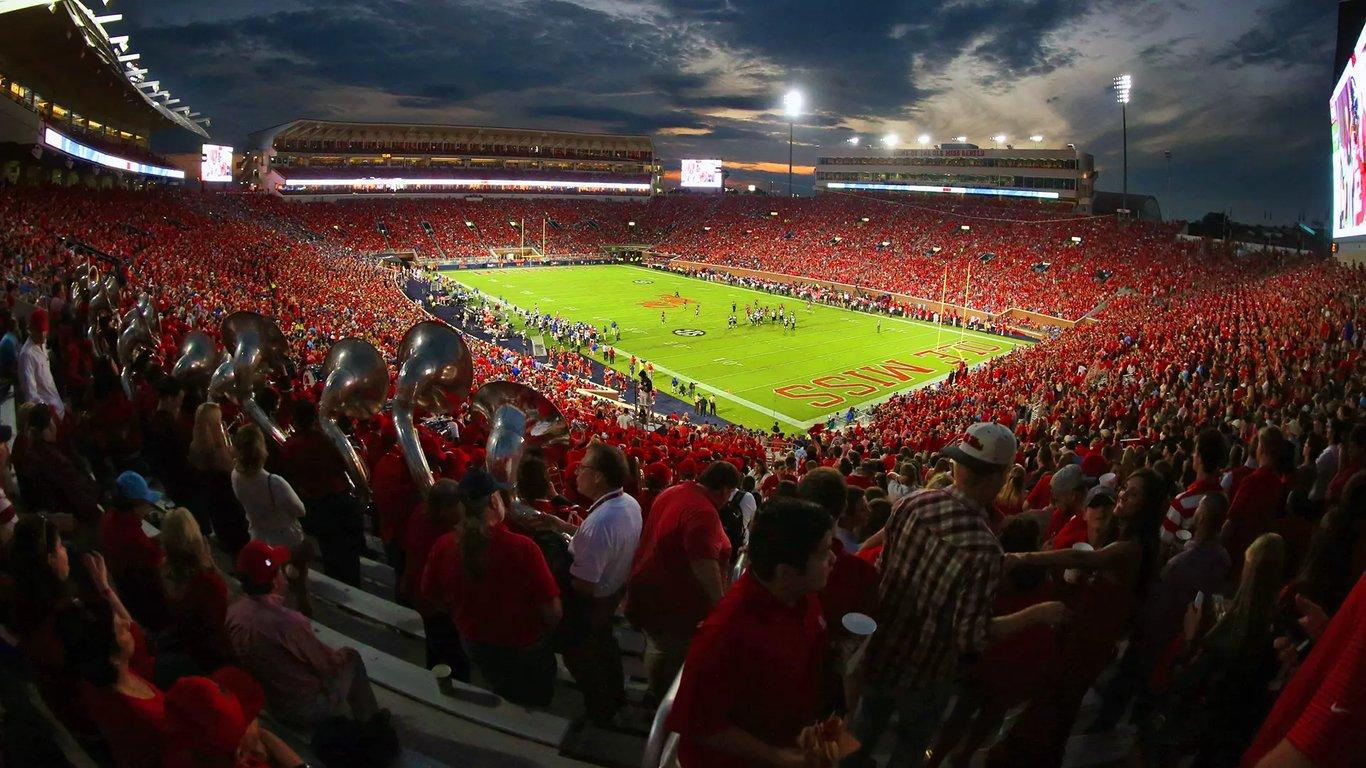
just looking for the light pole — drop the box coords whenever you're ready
[1164,148,1172,216]
[1113,74,1131,219]
[783,89,803,197]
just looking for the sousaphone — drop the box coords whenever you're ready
[218,311,291,445]
[392,321,473,492]
[319,338,388,503]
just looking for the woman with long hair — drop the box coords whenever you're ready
[989,468,1169,767]
[994,464,1027,523]
[158,507,231,674]
[1135,533,1287,767]
[422,470,561,707]
[55,597,165,768]
[231,424,313,616]
[187,402,249,555]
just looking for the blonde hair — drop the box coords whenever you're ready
[188,402,233,473]
[926,472,953,490]
[160,507,215,595]
[995,464,1026,508]
[232,423,268,474]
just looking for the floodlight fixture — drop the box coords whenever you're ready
[1029,134,1044,142]
[783,89,803,119]
[882,133,898,148]
[917,134,931,146]
[992,134,1007,145]
[954,135,967,143]
[1113,74,1132,104]
[848,136,860,146]
[746,184,756,192]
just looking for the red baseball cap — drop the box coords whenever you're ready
[27,308,48,334]
[1081,452,1109,478]
[235,539,291,588]
[164,667,264,761]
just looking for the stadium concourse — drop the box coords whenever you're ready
[0,182,1364,768]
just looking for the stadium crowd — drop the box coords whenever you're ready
[223,192,1225,321]
[0,180,1361,768]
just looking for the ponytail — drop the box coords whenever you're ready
[460,494,493,581]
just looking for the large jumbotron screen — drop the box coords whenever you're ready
[681,158,723,188]
[1333,23,1366,239]
[201,144,234,183]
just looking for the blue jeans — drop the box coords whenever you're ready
[844,679,957,768]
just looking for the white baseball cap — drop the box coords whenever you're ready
[941,422,1017,470]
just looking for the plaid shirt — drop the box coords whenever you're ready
[862,485,1002,690]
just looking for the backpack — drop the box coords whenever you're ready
[718,490,749,564]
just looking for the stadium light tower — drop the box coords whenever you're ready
[847,136,860,146]
[917,134,931,146]
[992,134,1007,147]
[954,135,967,143]
[1113,73,1132,219]
[1029,134,1044,143]
[783,89,803,197]
[882,133,898,149]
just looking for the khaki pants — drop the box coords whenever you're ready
[643,631,692,700]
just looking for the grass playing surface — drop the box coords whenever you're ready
[443,265,1028,431]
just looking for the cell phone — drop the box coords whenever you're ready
[1194,591,1205,610]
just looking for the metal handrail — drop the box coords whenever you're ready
[641,665,684,768]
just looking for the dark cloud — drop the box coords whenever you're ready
[114,0,1330,222]
[1209,0,1332,71]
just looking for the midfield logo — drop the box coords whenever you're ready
[633,279,654,285]
[642,294,696,308]
[674,328,706,337]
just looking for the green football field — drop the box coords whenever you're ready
[442,265,1028,431]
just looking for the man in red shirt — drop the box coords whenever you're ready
[279,401,363,586]
[666,497,835,768]
[101,471,167,630]
[1163,428,1227,544]
[627,460,740,699]
[1241,573,1366,767]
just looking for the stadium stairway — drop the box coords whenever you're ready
[421,221,449,261]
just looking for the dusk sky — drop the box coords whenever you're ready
[117,0,1334,225]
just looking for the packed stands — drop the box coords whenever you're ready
[1,180,1363,768]
[236,192,1217,320]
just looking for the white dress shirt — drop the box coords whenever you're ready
[18,339,64,419]
[569,488,642,597]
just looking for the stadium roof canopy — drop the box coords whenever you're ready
[251,118,654,156]
[0,0,208,138]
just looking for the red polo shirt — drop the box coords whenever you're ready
[667,572,826,768]
[99,508,163,578]
[420,524,558,648]
[1241,573,1366,767]
[820,540,879,641]
[279,429,350,499]
[627,482,731,638]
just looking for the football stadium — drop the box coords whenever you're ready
[0,1,1359,768]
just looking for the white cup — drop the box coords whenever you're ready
[1064,542,1093,584]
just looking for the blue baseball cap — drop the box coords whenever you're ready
[116,471,162,505]
[457,468,510,499]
